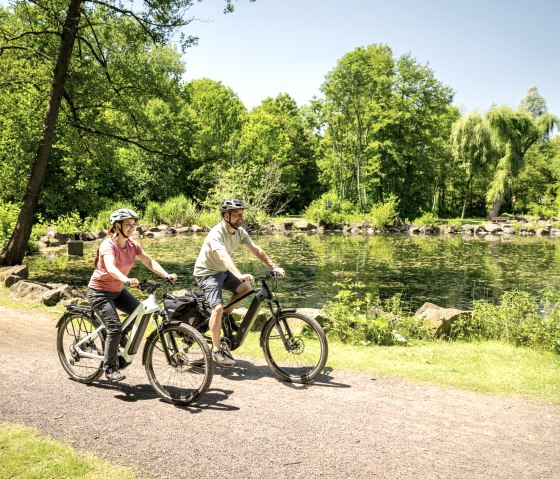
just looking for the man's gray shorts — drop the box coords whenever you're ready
[195,271,242,308]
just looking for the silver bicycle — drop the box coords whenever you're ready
[56,279,213,405]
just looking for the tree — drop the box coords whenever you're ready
[518,85,547,118]
[450,111,494,218]
[318,44,455,217]
[0,0,249,265]
[485,106,557,218]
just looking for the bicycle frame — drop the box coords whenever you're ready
[222,276,296,351]
[72,291,163,364]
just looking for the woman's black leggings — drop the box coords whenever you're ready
[87,287,140,370]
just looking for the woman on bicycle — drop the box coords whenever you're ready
[87,208,177,382]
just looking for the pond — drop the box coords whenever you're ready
[24,232,560,312]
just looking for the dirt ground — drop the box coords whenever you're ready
[1,305,560,479]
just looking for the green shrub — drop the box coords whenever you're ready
[143,201,162,226]
[304,191,359,225]
[195,209,220,228]
[51,211,83,236]
[84,202,139,232]
[446,218,463,229]
[412,211,440,227]
[450,288,560,353]
[160,195,198,226]
[322,277,428,346]
[369,195,399,230]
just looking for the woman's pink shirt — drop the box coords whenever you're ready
[88,236,143,292]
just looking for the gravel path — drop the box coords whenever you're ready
[1,305,559,479]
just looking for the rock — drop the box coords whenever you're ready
[41,289,67,306]
[4,274,23,288]
[175,226,191,235]
[483,223,502,234]
[10,281,51,301]
[0,264,29,281]
[283,222,294,231]
[191,225,204,233]
[67,240,84,255]
[414,302,471,336]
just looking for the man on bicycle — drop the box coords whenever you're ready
[194,199,285,367]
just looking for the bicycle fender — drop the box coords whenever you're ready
[55,310,103,329]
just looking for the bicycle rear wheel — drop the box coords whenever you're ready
[56,313,105,383]
[261,312,328,383]
[144,323,213,405]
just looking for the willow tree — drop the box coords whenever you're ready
[451,111,494,218]
[486,106,557,218]
[0,0,250,266]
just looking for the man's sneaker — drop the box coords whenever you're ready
[105,367,126,382]
[212,348,236,367]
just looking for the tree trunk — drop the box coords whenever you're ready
[461,175,473,220]
[0,0,83,266]
[488,196,504,220]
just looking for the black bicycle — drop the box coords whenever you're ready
[56,279,213,405]
[165,271,328,383]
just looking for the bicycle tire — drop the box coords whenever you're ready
[144,323,213,405]
[261,312,328,383]
[56,312,105,383]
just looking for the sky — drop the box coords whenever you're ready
[179,0,560,115]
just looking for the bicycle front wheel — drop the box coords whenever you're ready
[56,313,105,383]
[261,312,328,383]
[144,324,213,405]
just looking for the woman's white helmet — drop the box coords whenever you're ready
[109,208,139,225]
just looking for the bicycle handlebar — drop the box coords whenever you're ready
[135,277,174,292]
[257,270,284,282]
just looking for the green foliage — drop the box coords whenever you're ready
[304,191,359,225]
[50,211,83,236]
[369,195,399,229]
[412,211,440,227]
[83,202,139,232]
[323,277,429,346]
[160,195,197,226]
[451,288,560,353]
[0,202,19,249]
[194,209,221,228]
[324,279,560,355]
[446,218,463,229]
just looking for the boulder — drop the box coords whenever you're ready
[414,302,471,336]
[10,281,51,301]
[0,264,29,281]
[4,274,23,288]
[483,223,502,234]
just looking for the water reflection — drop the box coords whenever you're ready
[24,233,560,311]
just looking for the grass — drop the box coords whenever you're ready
[0,423,137,479]
[239,332,560,405]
